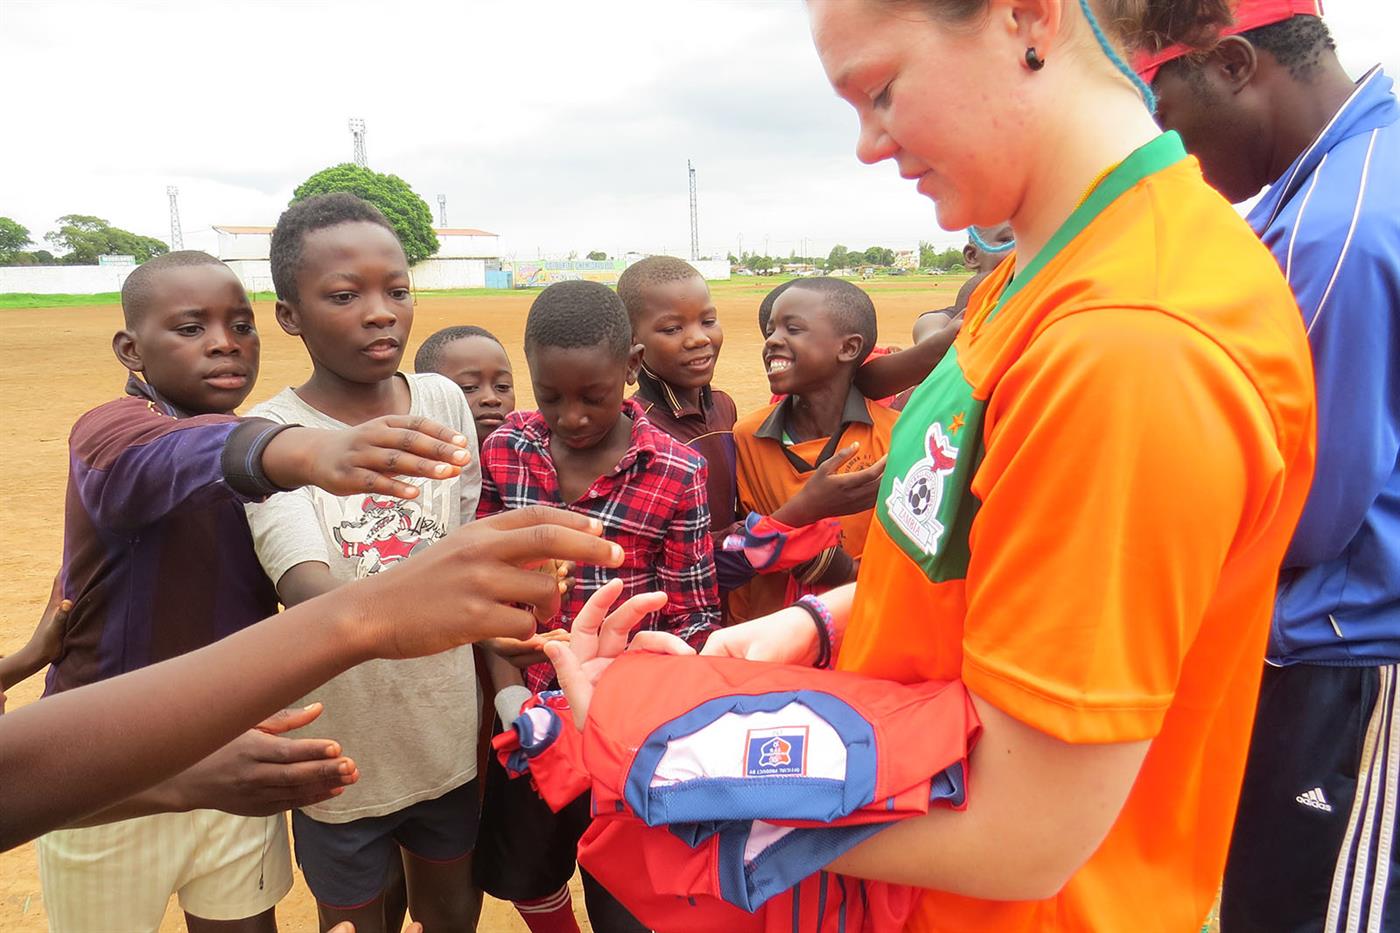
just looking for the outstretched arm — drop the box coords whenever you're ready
[0,507,623,851]
[853,316,960,400]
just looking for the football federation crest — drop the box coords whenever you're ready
[886,422,960,556]
[744,726,808,777]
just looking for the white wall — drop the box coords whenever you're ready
[436,233,499,259]
[0,264,137,294]
[224,260,275,294]
[691,259,731,281]
[216,230,272,261]
[410,259,486,290]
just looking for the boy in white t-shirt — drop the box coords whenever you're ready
[245,193,482,933]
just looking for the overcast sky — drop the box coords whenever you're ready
[2,0,1396,261]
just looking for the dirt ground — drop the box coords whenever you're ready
[0,277,960,931]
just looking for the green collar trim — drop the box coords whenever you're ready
[987,132,1187,321]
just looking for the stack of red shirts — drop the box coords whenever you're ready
[495,653,981,933]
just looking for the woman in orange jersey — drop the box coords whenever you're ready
[548,1,1318,931]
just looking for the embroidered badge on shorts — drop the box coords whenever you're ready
[745,726,808,777]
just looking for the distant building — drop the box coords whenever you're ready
[212,225,501,292]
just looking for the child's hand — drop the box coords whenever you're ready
[261,416,473,499]
[776,443,888,525]
[486,629,572,668]
[166,702,358,815]
[31,575,71,667]
[348,506,625,660]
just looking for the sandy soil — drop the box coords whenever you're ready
[0,278,959,931]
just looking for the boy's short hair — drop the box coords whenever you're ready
[414,325,504,373]
[784,277,878,365]
[121,250,231,327]
[757,279,797,335]
[524,280,632,362]
[617,256,702,329]
[270,193,397,303]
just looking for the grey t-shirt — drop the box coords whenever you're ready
[245,373,482,823]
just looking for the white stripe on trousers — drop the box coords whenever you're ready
[1325,664,1400,933]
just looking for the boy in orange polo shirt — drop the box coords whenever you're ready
[730,277,895,622]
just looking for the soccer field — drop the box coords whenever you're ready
[0,275,966,931]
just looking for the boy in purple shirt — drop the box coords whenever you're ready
[38,250,471,933]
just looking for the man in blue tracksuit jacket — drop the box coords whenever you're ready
[1145,3,1399,930]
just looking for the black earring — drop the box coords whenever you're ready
[1025,46,1046,71]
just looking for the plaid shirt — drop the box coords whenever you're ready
[478,399,721,692]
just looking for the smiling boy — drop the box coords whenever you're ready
[730,277,896,621]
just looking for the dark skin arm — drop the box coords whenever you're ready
[259,414,474,501]
[0,506,623,852]
[852,315,961,401]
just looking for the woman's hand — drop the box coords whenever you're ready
[700,605,821,665]
[544,578,692,727]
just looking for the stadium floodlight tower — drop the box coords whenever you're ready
[688,160,699,261]
[349,118,367,167]
[166,186,183,250]
[437,194,447,227]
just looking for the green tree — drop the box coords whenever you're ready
[292,163,439,264]
[44,215,168,265]
[0,217,32,262]
[826,244,850,271]
[587,250,608,261]
[862,246,895,266]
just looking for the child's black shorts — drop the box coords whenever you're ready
[292,778,480,909]
[473,722,591,901]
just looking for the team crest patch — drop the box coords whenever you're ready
[744,726,808,777]
[886,422,960,556]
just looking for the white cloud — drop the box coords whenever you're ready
[3,0,1395,262]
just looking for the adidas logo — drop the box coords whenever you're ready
[1296,787,1334,813]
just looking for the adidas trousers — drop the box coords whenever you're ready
[1222,662,1400,933]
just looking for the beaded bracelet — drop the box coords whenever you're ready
[795,594,836,669]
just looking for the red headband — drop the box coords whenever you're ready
[1133,0,1324,84]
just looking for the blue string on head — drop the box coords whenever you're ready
[1077,0,1158,112]
[968,227,1014,255]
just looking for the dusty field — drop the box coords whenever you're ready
[0,277,960,932]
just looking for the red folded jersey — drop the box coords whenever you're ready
[495,654,980,932]
[722,512,844,573]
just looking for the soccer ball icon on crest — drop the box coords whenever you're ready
[886,422,961,557]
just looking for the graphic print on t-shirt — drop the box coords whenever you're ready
[332,494,444,578]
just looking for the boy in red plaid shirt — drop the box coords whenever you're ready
[474,279,719,933]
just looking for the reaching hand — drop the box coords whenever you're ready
[777,443,887,526]
[261,415,474,500]
[544,578,692,728]
[165,703,357,815]
[347,506,627,661]
[31,574,71,668]
[486,629,572,669]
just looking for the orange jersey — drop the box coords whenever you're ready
[840,133,1316,931]
[731,386,898,622]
